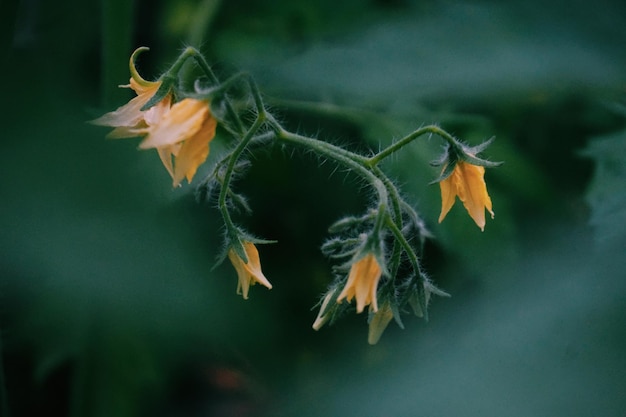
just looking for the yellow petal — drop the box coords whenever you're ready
[438,172,457,223]
[139,99,209,149]
[171,113,217,186]
[228,242,272,300]
[437,161,494,231]
[228,250,251,299]
[241,242,272,289]
[456,163,493,231]
[91,81,161,130]
[143,94,172,126]
[337,254,382,313]
[156,146,176,180]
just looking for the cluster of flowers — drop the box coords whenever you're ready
[92,48,217,187]
[93,47,500,344]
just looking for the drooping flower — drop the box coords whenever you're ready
[336,253,382,313]
[367,300,394,345]
[228,242,272,300]
[140,98,217,187]
[92,47,218,187]
[91,48,172,138]
[438,160,494,231]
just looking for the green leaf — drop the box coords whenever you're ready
[581,129,626,245]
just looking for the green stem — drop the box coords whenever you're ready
[217,79,268,260]
[372,166,404,278]
[384,214,424,280]
[384,213,429,318]
[189,51,246,135]
[277,130,387,206]
[218,116,266,260]
[368,125,459,166]
[166,47,199,78]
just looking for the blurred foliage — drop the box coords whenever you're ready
[582,110,626,247]
[1,0,625,416]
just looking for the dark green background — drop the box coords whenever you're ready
[1,0,625,416]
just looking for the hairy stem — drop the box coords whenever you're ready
[277,129,388,209]
[368,125,459,166]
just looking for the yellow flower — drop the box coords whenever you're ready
[92,48,217,186]
[438,161,494,231]
[367,300,394,345]
[228,242,272,300]
[91,78,172,138]
[336,253,382,313]
[141,98,217,187]
[91,48,172,138]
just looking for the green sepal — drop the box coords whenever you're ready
[243,236,278,245]
[400,200,433,242]
[390,297,405,330]
[430,136,502,184]
[361,232,390,277]
[320,237,361,259]
[458,136,502,167]
[415,280,429,321]
[211,227,277,270]
[312,285,341,319]
[328,210,376,233]
[424,279,451,298]
[211,246,230,271]
[466,136,496,154]
[239,233,277,263]
[210,229,244,270]
[227,228,247,264]
[408,291,424,318]
[140,75,175,111]
[430,157,459,184]
[228,190,252,215]
[461,153,503,168]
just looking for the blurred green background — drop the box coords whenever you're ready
[1,0,626,416]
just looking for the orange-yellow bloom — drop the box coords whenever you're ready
[438,161,494,231]
[91,77,172,138]
[92,48,217,187]
[336,253,382,313]
[91,47,172,138]
[141,98,217,187]
[228,242,272,300]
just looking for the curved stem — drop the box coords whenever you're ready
[218,115,266,262]
[383,212,429,317]
[277,130,387,208]
[371,166,404,278]
[368,125,460,166]
[187,49,246,135]
[384,214,424,280]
